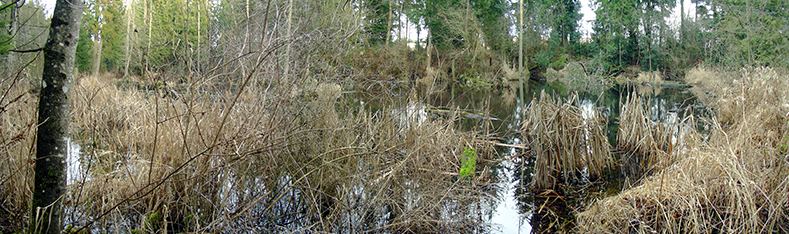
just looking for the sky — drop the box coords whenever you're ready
[40,0,55,17]
[579,0,596,38]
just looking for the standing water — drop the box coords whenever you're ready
[420,79,705,233]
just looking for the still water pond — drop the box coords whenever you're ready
[63,79,706,232]
[384,80,707,233]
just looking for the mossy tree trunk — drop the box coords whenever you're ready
[29,0,83,233]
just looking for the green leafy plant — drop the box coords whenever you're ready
[145,212,163,231]
[459,147,477,178]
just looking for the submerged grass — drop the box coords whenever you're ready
[522,90,612,190]
[578,67,789,233]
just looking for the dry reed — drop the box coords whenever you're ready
[0,73,37,232]
[1,68,497,232]
[522,90,612,190]
[634,71,664,96]
[616,92,693,172]
[578,67,789,233]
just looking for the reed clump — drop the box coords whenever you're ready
[578,67,789,233]
[685,66,735,105]
[522,90,612,190]
[617,92,694,172]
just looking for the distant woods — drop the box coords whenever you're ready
[1,0,787,80]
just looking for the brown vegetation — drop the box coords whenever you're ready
[546,61,613,94]
[578,67,789,233]
[522,90,612,190]
[616,92,698,173]
[1,67,497,232]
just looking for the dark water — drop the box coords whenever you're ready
[412,80,708,233]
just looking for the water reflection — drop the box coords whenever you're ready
[67,138,84,185]
[427,80,707,233]
[61,79,707,232]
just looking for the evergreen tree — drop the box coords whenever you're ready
[0,2,14,55]
[98,0,126,72]
[365,0,392,45]
[472,0,510,52]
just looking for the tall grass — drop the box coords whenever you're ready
[522,90,612,190]
[0,72,37,230]
[578,67,789,233]
[0,68,497,232]
[616,92,698,172]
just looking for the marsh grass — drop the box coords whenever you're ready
[616,92,696,173]
[1,65,497,232]
[522,90,612,190]
[578,67,789,233]
[0,73,37,231]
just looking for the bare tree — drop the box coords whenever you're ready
[29,0,84,233]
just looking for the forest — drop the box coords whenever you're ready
[1,0,787,233]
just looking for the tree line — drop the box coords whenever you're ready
[2,0,787,81]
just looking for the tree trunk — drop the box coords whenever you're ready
[197,0,201,74]
[680,0,684,43]
[518,0,523,76]
[518,0,524,100]
[124,0,134,77]
[399,0,405,44]
[386,0,393,45]
[93,38,102,78]
[5,4,18,78]
[146,0,152,74]
[284,0,292,83]
[29,0,83,233]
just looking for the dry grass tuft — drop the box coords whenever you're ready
[578,67,789,233]
[634,71,664,95]
[685,66,734,105]
[634,71,663,85]
[616,92,698,172]
[522,90,612,190]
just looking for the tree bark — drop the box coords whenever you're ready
[680,0,684,43]
[93,37,102,78]
[386,0,393,45]
[29,0,83,233]
[124,0,134,77]
[284,0,292,83]
[5,3,18,78]
[518,0,524,100]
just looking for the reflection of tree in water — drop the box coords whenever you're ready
[510,85,709,233]
[512,149,602,233]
